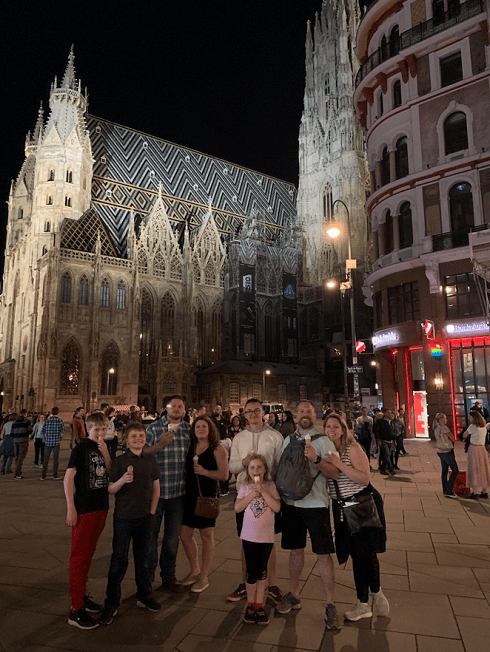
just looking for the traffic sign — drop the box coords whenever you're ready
[347,365,363,374]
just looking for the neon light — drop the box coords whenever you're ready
[373,329,400,350]
[448,340,457,435]
[445,321,490,336]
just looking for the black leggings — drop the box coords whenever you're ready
[242,540,273,584]
[350,536,380,602]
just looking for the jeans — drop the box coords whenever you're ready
[105,514,154,609]
[42,444,60,478]
[14,442,29,475]
[34,439,45,466]
[378,440,393,472]
[437,450,459,495]
[148,495,185,583]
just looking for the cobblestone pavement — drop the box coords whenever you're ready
[1,436,490,652]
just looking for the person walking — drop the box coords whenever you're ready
[12,409,32,479]
[433,413,459,499]
[462,410,490,499]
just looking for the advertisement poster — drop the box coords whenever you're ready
[412,391,429,438]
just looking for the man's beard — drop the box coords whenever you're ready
[299,417,313,430]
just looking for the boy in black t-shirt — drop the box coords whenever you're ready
[98,423,160,625]
[64,412,111,630]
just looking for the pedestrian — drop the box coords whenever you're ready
[41,407,65,480]
[211,404,231,495]
[63,411,111,630]
[324,413,389,622]
[228,415,242,439]
[268,412,280,431]
[32,413,46,468]
[0,413,16,474]
[354,407,374,464]
[462,410,490,499]
[104,406,119,460]
[11,409,32,479]
[235,455,281,625]
[98,423,161,625]
[145,395,190,593]
[279,410,296,438]
[180,415,229,594]
[72,407,86,448]
[374,408,396,475]
[276,400,341,631]
[433,413,459,499]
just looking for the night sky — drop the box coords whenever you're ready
[1,0,326,263]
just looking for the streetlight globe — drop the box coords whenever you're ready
[326,280,336,289]
[266,369,271,375]
[108,368,115,374]
[326,225,341,239]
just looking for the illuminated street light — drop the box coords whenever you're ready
[107,367,115,395]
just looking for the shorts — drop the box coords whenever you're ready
[280,502,335,555]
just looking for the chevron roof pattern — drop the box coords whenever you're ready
[87,116,297,257]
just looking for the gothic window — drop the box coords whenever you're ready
[229,382,240,403]
[323,183,333,223]
[211,298,221,362]
[162,373,178,395]
[384,210,394,254]
[252,383,262,401]
[170,256,182,281]
[44,221,50,232]
[449,182,474,234]
[46,196,53,206]
[60,339,81,395]
[193,264,201,284]
[264,302,273,357]
[116,280,126,310]
[139,289,152,382]
[100,278,110,308]
[161,292,175,355]
[380,146,390,186]
[399,202,413,249]
[300,310,308,345]
[195,296,205,365]
[48,170,55,181]
[154,252,165,277]
[444,112,468,155]
[100,342,119,395]
[309,308,319,339]
[18,208,23,220]
[269,271,277,294]
[138,250,148,274]
[66,170,73,183]
[42,245,48,256]
[205,260,215,286]
[395,136,409,179]
[78,275,89,305]
[60,272,72,304]
[393,79,402,108]
[219,268,224,288]
[257,267,266,293]
[65,196,72,207]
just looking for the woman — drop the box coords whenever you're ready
[32,413,46,467]
[228,415,242,439]
[279,410,295,438]
[321,413,389,621]
[268,412,280,431]
[462,410,490,499]
[180,415,229,593]
[433,413,459,499]
[104,406,118,460]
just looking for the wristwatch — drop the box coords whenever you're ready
[314,454,322,464]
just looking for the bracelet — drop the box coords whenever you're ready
[314,454,322,464]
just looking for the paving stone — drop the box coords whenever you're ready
[408,564,483,598]
[416,635,465,652]
[457,615,490,652]
[449,595,490,618]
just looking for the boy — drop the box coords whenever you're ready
[63,411,111,630]
[98,423,160,625]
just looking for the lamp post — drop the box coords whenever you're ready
[326,199,360,409]
[262,368,271,401]
[107,367,115,395]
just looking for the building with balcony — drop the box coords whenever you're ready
[355,0,490,435]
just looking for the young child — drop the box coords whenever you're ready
[98,423,161,624]
[63,411,111,630]
[235,454,281,625]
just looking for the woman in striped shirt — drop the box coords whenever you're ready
[324,413,389,623]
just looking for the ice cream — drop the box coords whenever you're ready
[250,450,256,456]
[254,475,260,484]
[193,455,199,464]
[167,423,177,432]
[305,435,311,444]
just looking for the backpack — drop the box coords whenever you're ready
[356,420,372,443]
[275,432,324,501]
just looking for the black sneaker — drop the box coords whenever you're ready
[67,608,99,630]
[243,604,256,624]
[98,606,117,625]
[255,606,269,625]
[83,595,103,613]
[325,603,342,631]
[137,597,161,612]
[158,577,186,594]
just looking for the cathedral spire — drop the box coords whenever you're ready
[61,45,76,90]
[33,103,44,142]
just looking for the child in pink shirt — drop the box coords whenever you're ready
[235,455,280,626]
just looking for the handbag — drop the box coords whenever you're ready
[333,481,382,535]
[194,474,220,519]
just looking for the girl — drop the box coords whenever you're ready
[180,416,229,593]
[433,413,459,498]
[32,413,46,467]
[235,455,280,626]
[462,410,490,499]
[279,411,295,438]
[323,413,389,622]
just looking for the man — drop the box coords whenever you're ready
[41,407,65,480]
[211,404,228,441]
[473,401,489,422]
[145,395,190,593]
[276,400,341,630]
[11,409,32,479]
[355,406,374,463]
[196,405,207,417]
[228,398,284,604]
[390,408,406,468]
[375,408,396,475]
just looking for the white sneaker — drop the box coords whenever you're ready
[372,589,390,616]
[344,600,372,621]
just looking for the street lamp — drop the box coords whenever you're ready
[263,368,271,401]
[107,367,115,395]
[326,199,360,408]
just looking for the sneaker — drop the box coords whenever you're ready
[67,608,99,630]
[480,492,489,499]
[137,598,161,612]
[158,577,186,594]
[190,577,209,593]
[344,600,372,621]
[39,477,46,481]
[444,493,459,499]
[227,583,247,602]
[379,470,389,476]
[267,585,283,604]
[372,589,389,617]
[325,603,342,630]
[14,475,23,479]
[98,606,117,625]
[243,604,256,624]
[53,475,62,480]
[276,592,302,614]
[83,595,103,613]
[467,493,479,499]
[180,573,199,586]
[255,606,269,625]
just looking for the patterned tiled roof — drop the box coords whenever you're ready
[87,116,297,256]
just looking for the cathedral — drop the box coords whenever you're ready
[0,1,373,417]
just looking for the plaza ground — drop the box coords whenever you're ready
[1,436,490,652]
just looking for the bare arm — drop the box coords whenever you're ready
[97,438,112,473]
[63,467,78,527]
[257,485,281,513]
[194,445,229,481]
[304,442,339,479]
[325,444,370,486]
[108,467,133,495]
[150,479,160,514]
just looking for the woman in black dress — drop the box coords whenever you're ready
[180,416,229,593]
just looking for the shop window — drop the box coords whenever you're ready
[444,112,468,155]
[395,137,409,179]
[380,147,390,186]
[444,272,481,318]
[388,281,420,324]
[229,382,240,403]
[449,182,474,234]
[440,51,463,88]
[399,202,413,249]
[392,79,402,108]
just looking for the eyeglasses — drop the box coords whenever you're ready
[244,408,263,416]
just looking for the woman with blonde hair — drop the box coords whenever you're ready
[433,413,459,499]
[462,410,490,499]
